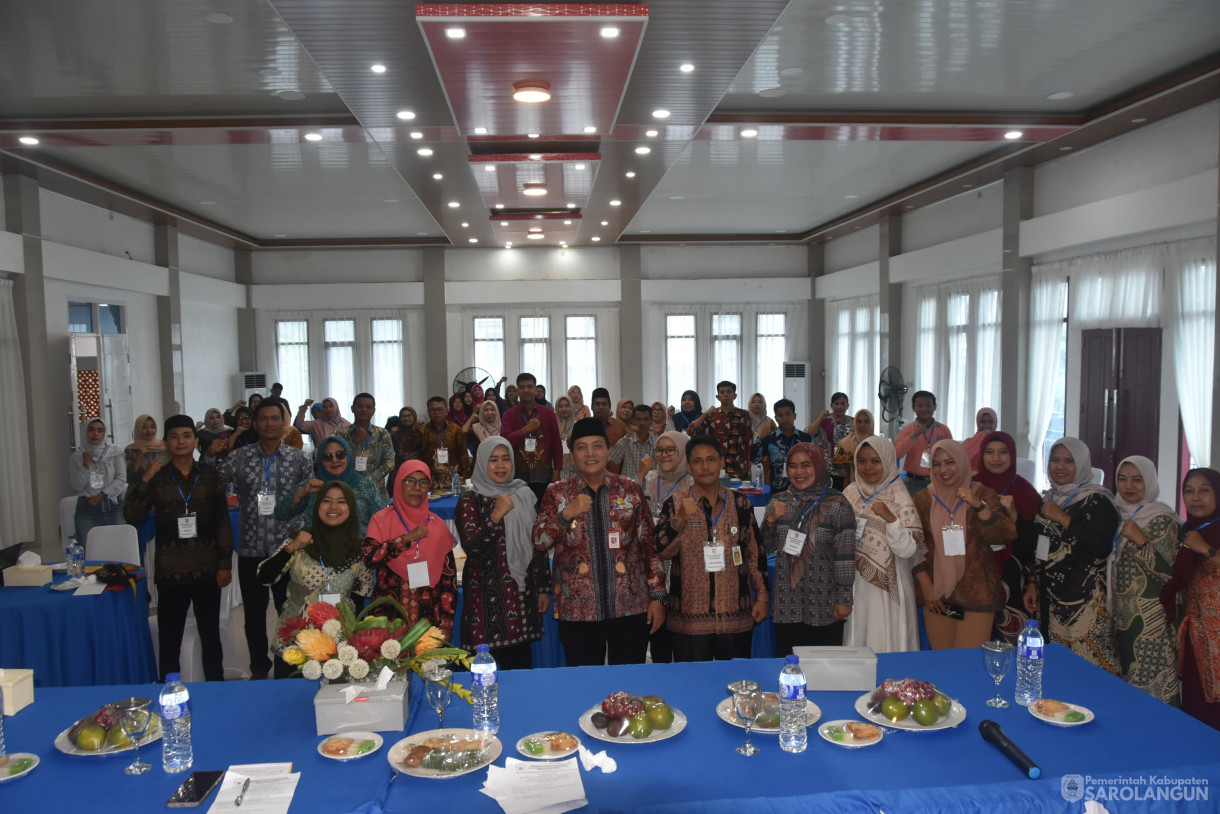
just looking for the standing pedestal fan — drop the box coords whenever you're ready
[878,366,909,433]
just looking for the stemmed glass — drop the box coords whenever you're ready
[982,641,1015,708]
[424,666,453,731]
[115,696,153,775]
[732,681,762,756]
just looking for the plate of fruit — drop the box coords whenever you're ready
[517,731,581,760]
[54,701,163,755]
[715,692,821,733]
[854,678,966,731]
[1029,698,1093,727]
[818,720,884,748]
[579,692,686,743]
[387,729,501,778]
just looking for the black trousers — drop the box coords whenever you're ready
[558,613,650,666]
[491,641,534,671]
[157,582,223,682]
[670,630,752,662]
[649,625,673,664]
[774,620,845,657]
[238,556,289,679]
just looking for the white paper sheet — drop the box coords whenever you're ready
[480,757,587,814]
[206,770,299,814]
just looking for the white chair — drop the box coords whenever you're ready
[59,495,79,551]
[1015,457,1036,485]
[86,524,140,565]
[1091,467,1105,486]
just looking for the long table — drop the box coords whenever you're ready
[4,645,1218,812]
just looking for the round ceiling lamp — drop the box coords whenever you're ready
[512,80,552,103]
[522,181,548,197]
[527,233,546,240]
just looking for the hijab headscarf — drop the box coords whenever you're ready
[128,414,166,453]
[554,396,576,441]
[470,437,537,591]
[232,406,258,448]
[616,398,634,423]
[78,418,109,457]
[973,432,1041,520]
[322,397,349,429]
[926,439,973,600]
[844,436,923,603]
[653,430,691,504]
[839,409,875,459]
[448,394,469,426]
[963,408,998,466]
[365,460,456,588]
[567,386,592,420]
[315,435,365,490]
[1044,438,1115,510]
[1108,455,1178,612]
[777,442,831,590]
[204,408,227,433]
[474,400,502,439]
[298,481,362,567]
[650,402,668,436]
[673,390,703,432]
[1161,468,1220,625]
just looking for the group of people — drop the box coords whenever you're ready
[67,377,1220,732]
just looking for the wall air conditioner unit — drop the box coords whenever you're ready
[236,371,269,402]
[783,361,810,423]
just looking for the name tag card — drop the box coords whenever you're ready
[704,544,726,572]
[257,492,275,516]
[942,525,966,557]
[177,513,197,540]
[355,455,368,472]
[1036,535,1051,562]
[919,450,932,469]
[437,449,449,465]
[524,438,538,453]
[90,470,105,490]
[607,530,622,549]
[855,517,868,539]
[731,545,743,566]
[783,529,806,556]
[320,593,341,605]
[407,561,430,589]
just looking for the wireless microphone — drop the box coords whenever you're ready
[979,720,1041,779]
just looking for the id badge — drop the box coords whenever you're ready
[320,593,341,605]
[731,545,743,566]
[1036,534,1051,562]
[525,438,537,453]
[607,530,622,549]
[942,525,966,557]
[783,529,806,556]
[177,513,197,540]
[919,450,932,469]
[561,440,570,454]
[355,455,368,472]
[257,492,275,516]
[89,469,105,490]
[855,517,868,540]
[407,560,430,589]
[703,544,726,572]
[437,448,449,465]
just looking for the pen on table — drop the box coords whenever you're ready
[235,777,251,807]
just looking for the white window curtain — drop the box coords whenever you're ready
[1038,246,1162,330]
[564,314,598,397]
[274,319,310,407]
[825,295,881,422]
[1026,271,1069,462]
[323,319,356,414]
[370,318,404,414]
[1165,237,1216,467]
[913,276,1003,440]
[0,280,34,548]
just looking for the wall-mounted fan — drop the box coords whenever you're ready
[452,367,495,397]
[878,366,909,426]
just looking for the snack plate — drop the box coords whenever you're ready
[578,705,687,744]
[1029,701,1094,727]
[818,719,884,749]
[516,731,581,760]
[317,731,384,761]
[50,580,79,592]
[0,753,39,782]
[387,729,501,778]
[54,716,163,756]
[715,695,821,733]
[853,688,967,731]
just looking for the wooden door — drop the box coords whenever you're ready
[1114,328,1161,481]
[1079,329,1117,480]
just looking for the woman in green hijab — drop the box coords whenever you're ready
[259,480,372,678]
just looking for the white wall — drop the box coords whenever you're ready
[825,225,879,273]
[39,191,157,265]
[901,183,1002,253]
[446,247,620,281]
[641,245,807,279]
[179,235,236,282]
[180,300,240,420]
[252,248,425,284]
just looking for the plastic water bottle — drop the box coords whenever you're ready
[751,462,764,487]
[471,644,499,737]
[1016,619,1045,707]
[70,537,85,579]
[0,682,7,757]
[159,673,193,773]
[65,535,78,578]
[451,469,461,495]
[778,654,808,753]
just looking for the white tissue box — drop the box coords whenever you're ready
[313,679,409,735]
[793,646,877,692]
[2,565,52,587]
[0,668,35,715]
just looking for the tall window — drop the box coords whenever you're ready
[565,315,597,395]
[826,296,881,421]
[665,314,697,410]
[473,317,505,383]
[712,312,741,388]
[756,312,786,410]
[519,316,550,392]
[370,318,404,412]
[275,320,310,409]
[324,319,356,413]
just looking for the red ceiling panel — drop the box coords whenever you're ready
[417,4,647,137]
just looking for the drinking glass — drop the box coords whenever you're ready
[425,667,453,731]
[732,681,761,756]
[115,697,153,775]
[982,641,1014,708]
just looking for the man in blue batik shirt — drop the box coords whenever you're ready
[751,399,812,492]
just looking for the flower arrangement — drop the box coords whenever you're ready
[277,597,473,703]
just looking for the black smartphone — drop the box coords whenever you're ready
[166,770,225,808]
[942,601,966,621]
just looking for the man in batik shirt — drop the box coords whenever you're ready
[684,380,752,479]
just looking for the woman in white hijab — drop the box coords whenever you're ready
[455,436,551,670]
[1111,455,1181,703]
[842,436,923,652]
[68,418,128,545]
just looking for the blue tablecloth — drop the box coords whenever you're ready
[5,645,1218,813]
[0,570,156,688]
[137,508,240,564]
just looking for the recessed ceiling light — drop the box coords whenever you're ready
[600,26,619,38]
[645,130,658,138]
[527,233,545,240]
[495,203,504,209]
[566,202,575,208]
[304,132,323,141]
[529,153,542,160]
[417,147,434,156]
[448,201,461,208]
[259,68,282,77]
[410,131,423,139]
[18,136,39,145]
[825,13,852,25]
[652,109,670,119]
[523,181,548,196]
[625,171,636,178]
[758,88,785,98]
[500,221,509,226]
[1131,117,1147,123]
[474,127,487,135]
[382,198,399,203]
[527,133,540,139]
[1004,130,1023,140]
[197,200,216,206]
[844,194,859,199]
[741,128,758,138]
[679,63,695,73]
[635,146,651,155]
[512,80,552,103]
[591,236,601,241]
[780,66,803,77]
[445,27,466,39]
[370,64,387,74]
[416,232,429,236]
[505,242,513,248]
[469,238,478,243]
[484,165,496,172]
[904,205,915,210]
[574,163,586,170]
[962,183,974,188]
[432,173,443,180]
[273,234,287,238]
[1046,91,1074,101]
[534,215,543,219]
[583,126,597,134]
[774,229,787,233]
[1059,146,1073,151]
[205,12,233,24]
[610,200,622,206]
[639,230,651,233]
[529,226,542,233]
[275,90,306,101]
[564,219,572,225]
[396,110,416,120]
[600,221,609,226]
[669,195,684,200]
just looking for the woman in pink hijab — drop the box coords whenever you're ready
[962,408,998,469]
[294,397,350,446]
